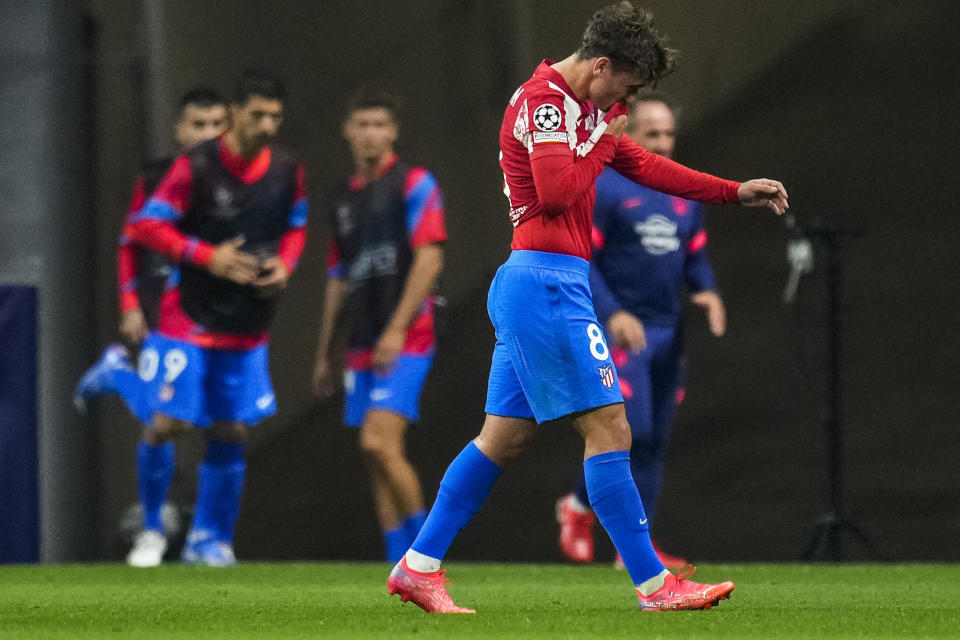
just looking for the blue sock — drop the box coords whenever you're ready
[629,443,664,526]
[383,526,408,563]
[411,442,502,561]
[137,441,174,532]
[402,510,427,548]
[573,469,591,508]
[191,440,246,544]
[584,450,663,585]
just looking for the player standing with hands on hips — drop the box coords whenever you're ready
[386,1,787,614]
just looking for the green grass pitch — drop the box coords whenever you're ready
[1,563,956,639]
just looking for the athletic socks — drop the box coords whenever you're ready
[584,450,663,586]
[406,442,502,570]
[191,440,246,543]
[137,441,174,532]
[383,510,425,563]
[383,526,408,563]
[402,510,427,546]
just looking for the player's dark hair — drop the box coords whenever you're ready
[232,69,286,105]
[178,87,225,112]
[577,1,678,86]
[345,90,401,123]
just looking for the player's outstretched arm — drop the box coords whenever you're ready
[737,179,789,215]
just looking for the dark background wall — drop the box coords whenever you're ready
[76,1,959,562]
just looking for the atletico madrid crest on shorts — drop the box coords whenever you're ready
[598,364,615,388]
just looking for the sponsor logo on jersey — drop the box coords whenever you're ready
[598,364,615,389]
[532,103,562,131]
[347,244,399,282]
[634,215,680,255]
[336,203,354,235]
[213,184,239,219]
[622,197,644,209]
[159,383,175,403]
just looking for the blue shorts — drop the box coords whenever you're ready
[139,333,276,427]
[485,250,622,423]
[343,352,434,427]
[114,336,162,424]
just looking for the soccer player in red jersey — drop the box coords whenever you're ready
[128,70,308,567]
[388,2,787,613]
[73,89,228,567]
[313,92,446,563]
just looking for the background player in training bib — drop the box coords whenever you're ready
[128,69,308,567]
[556,92,725,571]
[386,1,787,614]
[74,88,228,423]
[313,92,446,563]
[72,89,228,567]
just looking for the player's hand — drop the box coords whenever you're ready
[118,307,148,347]
[372,325,405,374]
[312,356,336,399]
[737,179,789,215]
[209,236,259,284]
[603,114,628,139]
[606,310,646,352]
[691,290,726,337]
[252,256,290,299]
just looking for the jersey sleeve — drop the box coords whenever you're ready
[128,156,217,268]
[683,203,717,292]
[117,177,146,312]
[610,136,741,204]
[525,90,619,215]
[278,163,308,273]
[405,167,447,248]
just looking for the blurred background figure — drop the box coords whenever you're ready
[556,92,726,570]
[313,92,446,563]
[125,69,308,567]
[72,88,228,566]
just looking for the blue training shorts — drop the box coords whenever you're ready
[139,333,276,427]
[485,250,623,423]
[343,352,434,427]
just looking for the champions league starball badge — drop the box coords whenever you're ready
[532,103,562,131]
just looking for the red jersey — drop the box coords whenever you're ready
[499,61,741,260]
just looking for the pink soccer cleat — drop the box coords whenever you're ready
[636,566,734,611]
[556,494,595,563]
[387,557,476,614]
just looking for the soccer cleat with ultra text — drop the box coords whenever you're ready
[556,493,595,563]
[387,557,476,614]
[636,566,734,611]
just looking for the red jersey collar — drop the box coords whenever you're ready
[349,153,398,191]
[534,60,586,108]
[218,135,272,184]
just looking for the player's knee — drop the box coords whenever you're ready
[151,415,190,441]
[209,421,248,443]
[359,429,402,465]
